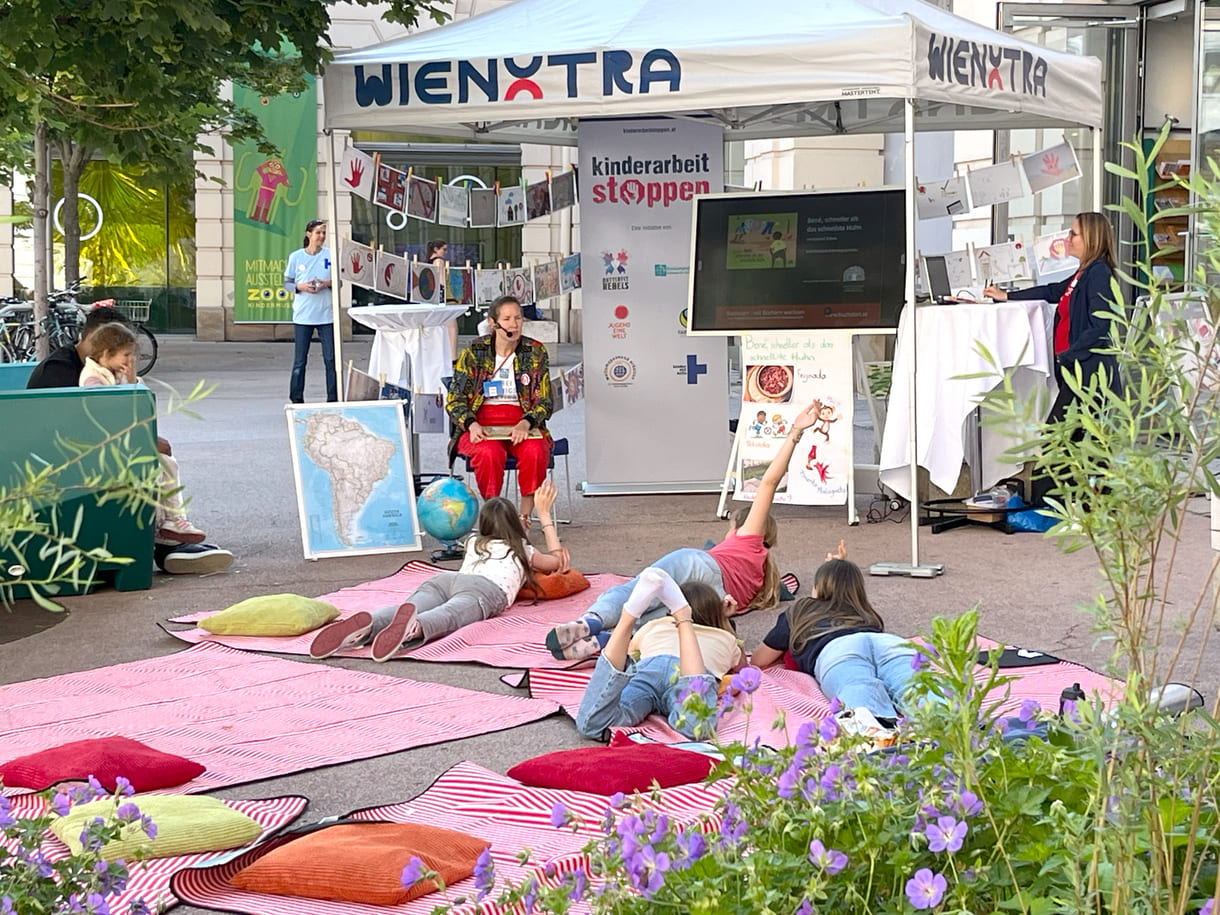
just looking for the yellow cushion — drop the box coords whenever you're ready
[51,794,263,860]
[198,594,339,636]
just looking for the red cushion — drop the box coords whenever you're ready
[507,738,716,796]
[517,569,591,601]
[0,736,206,792]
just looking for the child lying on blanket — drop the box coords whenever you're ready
[310,481,570,662]
[547,402,826,662]
[575,567,745,741]
[751,543,918,721]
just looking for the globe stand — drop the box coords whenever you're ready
[431,541,465,563]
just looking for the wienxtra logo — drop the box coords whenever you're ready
[926,33,1048,96]
[589,152,712,207]
[354,49,681,108]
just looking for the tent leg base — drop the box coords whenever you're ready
[868,561,945,578]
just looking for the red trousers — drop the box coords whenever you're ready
[458,403,551,498]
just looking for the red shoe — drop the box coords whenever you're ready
[370,603,418,663]
[309,612,374,659]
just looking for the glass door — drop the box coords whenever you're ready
[997,5,1141,270]
[1192,1,1220,284]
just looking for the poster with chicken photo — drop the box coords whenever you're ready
[734,332,853,506]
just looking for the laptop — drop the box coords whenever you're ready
[923,255,955,304]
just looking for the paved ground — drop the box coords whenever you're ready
[3,333,1218,913]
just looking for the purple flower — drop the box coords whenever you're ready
[926,815,968,853]
[473,846,495,900]
[1018,698,1041,724]
[522,878,538,912]
[796,900,813,915]
[550,800,568,828]
[400,856,425,888]
[795,721,819,748]
[49,791,72,817]
[906,868,948,909]
[911,650,929,671]
[87,893,110,915]
[116,802,141,823]
[731,666,762,695]
[87,775,105,795]
[1062,699,1081,723]
[1202,901,1215,915]
[1,897,13,915]
[675,828,707,866]
[128,902,152,915]
[809,838,848,874]
[819,715,840,742]
[955,791,983,818]
[777,763,802,799]
[609,791,626,809]
[114,776,134,797]
[140,815,157,839]
[569,870,588,901]
[630,846,671,897]
[828,697,843,715]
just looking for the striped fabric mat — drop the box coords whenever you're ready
[1,642,558,796]
[4,793,307,915]
[163,561,629,670]
[520,642,1123,749]
[172,759,729,915]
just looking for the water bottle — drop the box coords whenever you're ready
[1059,682,1085,718]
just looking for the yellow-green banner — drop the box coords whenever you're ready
[232,78,318,322]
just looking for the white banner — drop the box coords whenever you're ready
[578,118,727,492]
[734,333,853,505]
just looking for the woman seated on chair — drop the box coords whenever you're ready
[447,295,553,524]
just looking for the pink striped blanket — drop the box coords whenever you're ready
[172,759,728,915]
[4,793,306,915]
[0,642,558,796]
[519,644,1123,749]
[163,561,628,670]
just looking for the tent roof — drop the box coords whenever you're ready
[322,0,1103,143]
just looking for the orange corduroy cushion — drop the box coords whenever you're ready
[230,821,489,905]
[517,569,590,601]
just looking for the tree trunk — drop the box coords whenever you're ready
[32,121,50,361]
[57,139,91,289]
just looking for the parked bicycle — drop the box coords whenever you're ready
[102,299,158,376]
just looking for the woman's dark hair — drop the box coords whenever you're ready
[89,322,136,359]
[731,506,779,610]
[425,240,447,261]
[302,219,325,248]
[788,558,884,655]
[680,580,731,630]
[471,496,539,595]
[489,295,522,325]
[1074,212,1117,272]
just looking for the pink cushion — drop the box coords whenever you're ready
[0,736,205,792]
[507,736,715,796]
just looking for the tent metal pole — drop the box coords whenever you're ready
[321,89,345,401]
[870,98,943,579]
[1092,127,1103,209]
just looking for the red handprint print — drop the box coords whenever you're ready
[350,251,363,277]
[1041,153,1062,176]
[345,158,365,189]
[384,262,394,287]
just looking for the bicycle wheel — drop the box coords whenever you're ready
[134,324,158,376]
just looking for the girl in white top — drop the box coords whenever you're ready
[78,322,207,544]
[310,480,569,662]
[575,567,745,740]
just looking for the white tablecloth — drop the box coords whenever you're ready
[348,305,468,394]
[879,300,1055,500]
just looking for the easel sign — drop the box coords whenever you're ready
[285,401,423,559]
[721,332,854,511]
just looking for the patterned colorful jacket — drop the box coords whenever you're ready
[446,335,553,449]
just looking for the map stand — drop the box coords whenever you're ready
[431,542,465,563]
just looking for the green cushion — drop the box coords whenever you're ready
[51,794,263,860]
[198,594,339,636]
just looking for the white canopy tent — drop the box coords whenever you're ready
[320,0,1104,575]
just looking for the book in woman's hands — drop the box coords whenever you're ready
[481,426,543,439]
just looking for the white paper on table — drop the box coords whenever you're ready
[973,241,1031,285]
[340,239,375,288]
[339,147,375,199]
[1021,141,1081,194]
[915,175,969,220]
[374,250,408,300]
[437,184,469,227]
[966,160,1027,208]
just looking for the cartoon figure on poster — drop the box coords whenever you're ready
[811,397,839,441]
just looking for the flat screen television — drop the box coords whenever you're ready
[685,188,907,334]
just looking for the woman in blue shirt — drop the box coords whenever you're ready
[284,220,336,403]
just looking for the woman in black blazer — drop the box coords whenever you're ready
[985,212,1120,502]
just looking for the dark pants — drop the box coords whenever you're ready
[290,322,337,403]
[1031,356,1117,507]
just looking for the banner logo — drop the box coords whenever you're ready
[354,49,681,108]
[925,33,1048,97]
[602,250,630,290]
[609,305,630,340]
[604,356,637,386]
[674,354,708,385]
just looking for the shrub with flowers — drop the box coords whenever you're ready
[0,776,155,914]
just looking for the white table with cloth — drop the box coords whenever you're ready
[348,304,469,394]
[878,300,1056,501]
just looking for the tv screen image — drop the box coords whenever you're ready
[688,189,907,333]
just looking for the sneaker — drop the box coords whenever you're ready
[545,619,592,660]
[780,572,800,600]
[156,542,234,575]
[157,516,206,545]
[370,602,418,663]
[309,612,374,659]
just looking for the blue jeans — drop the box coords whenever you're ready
[575,653,718,740]
[814,632,916,719]
[290,322,337,403]
[585,548,724,630]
